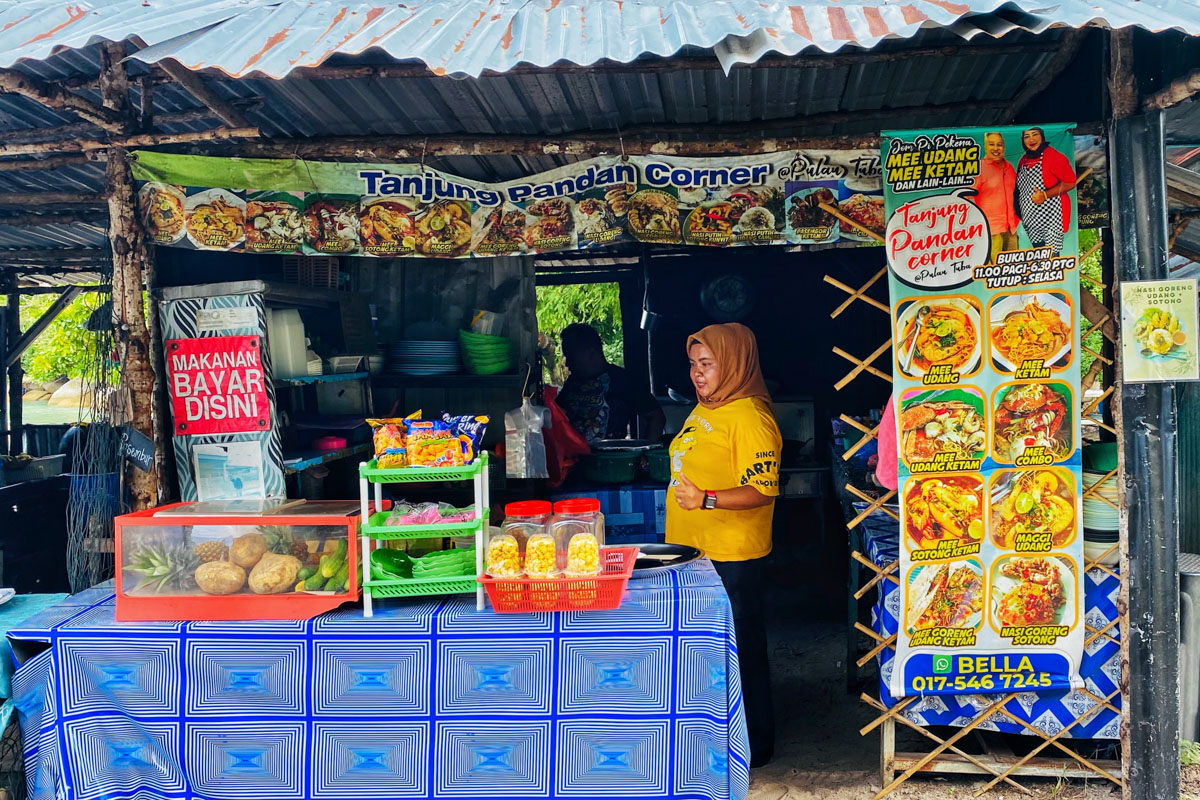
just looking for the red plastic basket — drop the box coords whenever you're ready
[478,546,639,613]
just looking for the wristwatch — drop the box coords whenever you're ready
[702,491,718,510]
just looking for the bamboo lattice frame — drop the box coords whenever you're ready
[829,257,1125,796]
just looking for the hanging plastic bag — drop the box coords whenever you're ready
[504,399,549,479]
[541,386,590,488]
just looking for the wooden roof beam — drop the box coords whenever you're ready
[0,247,108,260]
[0,193,105,206]
[0,127,259,158]
[1,100,262,147]
[1145,67,1200,112]
[4,285,83,369]
[0,154,97,173]
[154,61,253,128]
[0,68,127,132]
[0,211,108,226]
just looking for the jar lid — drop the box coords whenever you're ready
[554,498,600,514]
[505,500,552,517]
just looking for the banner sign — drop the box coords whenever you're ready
[1119,278,1200,383]
[165,335,270,436]
[883,124,1085,698]
[130,150,888,257]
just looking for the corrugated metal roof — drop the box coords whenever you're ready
[0,0,1199,78]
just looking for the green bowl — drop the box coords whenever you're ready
[465,360,514,376]
[1083,443,1118,472]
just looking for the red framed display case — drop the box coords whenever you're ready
[115,500,361,621]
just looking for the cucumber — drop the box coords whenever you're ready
[304,572,326,590]
[325,563,349,591]
[297,566,317,581]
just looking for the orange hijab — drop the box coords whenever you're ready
[687,323,772,409]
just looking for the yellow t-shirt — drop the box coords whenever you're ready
[665,397,783,561]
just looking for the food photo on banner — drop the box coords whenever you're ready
[883,124,1085,699]
[130,149,885,257]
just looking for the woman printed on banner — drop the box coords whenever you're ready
[1014,127,1077,256]
[971,131,1019,263]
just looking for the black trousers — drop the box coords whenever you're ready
[712,557,775,766]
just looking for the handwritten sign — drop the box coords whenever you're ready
[165,335,269,436]
[118,425,155,472]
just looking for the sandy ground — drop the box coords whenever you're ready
[746,508,1127,800]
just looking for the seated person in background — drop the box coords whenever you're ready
[557,323,666,445]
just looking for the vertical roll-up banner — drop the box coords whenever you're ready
[883,125,1084,698]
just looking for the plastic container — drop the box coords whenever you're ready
[552,498,605,576]
[267,308,308,378]
[478,546,639,613]
[582,451,640,484]
[488,500,550,577]
[645,447,670,483]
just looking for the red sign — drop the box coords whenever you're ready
[166,336,269,436]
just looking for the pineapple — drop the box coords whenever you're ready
[258,525,309,561]
[193,540,229,563]
[125,542,200,594]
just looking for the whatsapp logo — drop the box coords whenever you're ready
[932,655,953,674]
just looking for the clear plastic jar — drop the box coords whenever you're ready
[488,501,550,578]
[552,498,605,577]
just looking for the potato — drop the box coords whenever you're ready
[195,561,246,595]
[248,552,303,594]
[230,532,267,568]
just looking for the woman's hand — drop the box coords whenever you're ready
[1033,188,1048,205]
[675,473,705,510]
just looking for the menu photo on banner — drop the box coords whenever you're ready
[883,124,1086,699]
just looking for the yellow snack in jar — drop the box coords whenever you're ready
[524,534,558,578]
[566,533,600,576]
[486,534,520,577]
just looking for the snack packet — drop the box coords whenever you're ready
[367,411,421,468]
[443,413,490,463]
[404,419,465,467]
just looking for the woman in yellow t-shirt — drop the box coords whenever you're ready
[666,322,782,768]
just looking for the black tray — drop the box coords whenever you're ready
[630,543,703,577]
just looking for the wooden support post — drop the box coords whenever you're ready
[6,287,20,455]
[100,41,161,510]
[106,150,159,509]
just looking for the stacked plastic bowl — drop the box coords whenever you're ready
[1082,443,1119,566]
[458,330,514,375]
[390,340,461,376]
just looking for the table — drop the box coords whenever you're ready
[857,508,1121,739]
[10,561,749,800]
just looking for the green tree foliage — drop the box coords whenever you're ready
[536,282,623,384]
[1079,228,1104,376]
[2,292,105,383]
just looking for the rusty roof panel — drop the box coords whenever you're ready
[1,1,1199,78]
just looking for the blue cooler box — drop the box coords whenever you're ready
[552,484,667,544]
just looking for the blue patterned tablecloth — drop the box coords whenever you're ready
[855,505,1121,739]
[10,561,748,800]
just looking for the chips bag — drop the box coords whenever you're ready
[442,413,490,463]
[404,419,465,467]
[367,411,422,468]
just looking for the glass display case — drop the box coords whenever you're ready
[114,499,360,621]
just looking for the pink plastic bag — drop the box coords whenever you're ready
[875,395,898,491]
